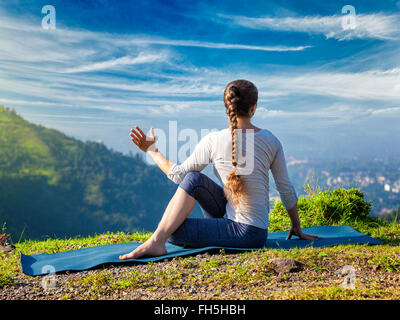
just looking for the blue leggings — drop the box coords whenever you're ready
[167,172,267,248]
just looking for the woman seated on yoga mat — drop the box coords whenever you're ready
[119,79,317,260]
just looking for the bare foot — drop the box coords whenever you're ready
[119,239,167,260]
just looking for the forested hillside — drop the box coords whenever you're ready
[0,106,176,240]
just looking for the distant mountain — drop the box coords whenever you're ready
[0,106,176,240]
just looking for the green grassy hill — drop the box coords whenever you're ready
[0,106,176,240]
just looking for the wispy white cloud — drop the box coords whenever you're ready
[0,98,69,107]
[63,52,168,73]
[128,38,311,52]
[369,106,400,115]
[149,103,190,115]
[247,67,400,103]
[256,107,283,118]
[219,13,400,40]
[255,104,400,123]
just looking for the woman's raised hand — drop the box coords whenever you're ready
[130,126,156,152]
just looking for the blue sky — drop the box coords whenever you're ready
[0,0,400,160]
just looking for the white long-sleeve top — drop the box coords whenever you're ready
[167,128,298,230]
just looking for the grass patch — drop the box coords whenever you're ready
[369,256,400,273]
[0,271,16,288]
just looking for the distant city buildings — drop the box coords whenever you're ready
[273,158,400,216]
[286,156,308,166]
[378,208,393,215]
[384,183,400,193]
[377,176,386,184]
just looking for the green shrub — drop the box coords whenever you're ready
[269,188,373,232]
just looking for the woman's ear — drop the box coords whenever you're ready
[250,104,257,117]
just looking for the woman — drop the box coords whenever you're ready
[120,79,317,260]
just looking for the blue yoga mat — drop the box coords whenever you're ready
[20,225,382,276]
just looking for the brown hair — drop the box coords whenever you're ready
[223,80,258,209]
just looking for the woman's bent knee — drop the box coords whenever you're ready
[178,171,204,197]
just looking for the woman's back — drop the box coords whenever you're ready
[168,128,298,229]
[209,128,297,229]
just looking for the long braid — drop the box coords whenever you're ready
[227,86,239,166]
[224,86,245,208]
[223,80,258,210]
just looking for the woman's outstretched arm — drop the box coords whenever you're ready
[147,149,174,175]
[131,125,212,184]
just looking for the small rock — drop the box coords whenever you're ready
[269,258,304,273]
